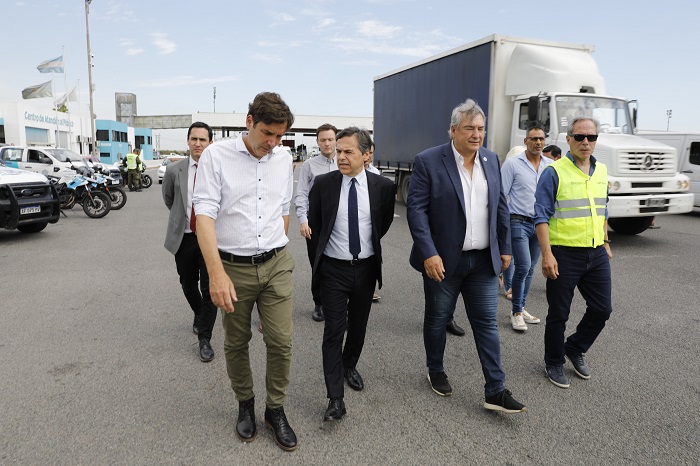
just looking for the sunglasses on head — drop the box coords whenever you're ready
[572,134,598,142]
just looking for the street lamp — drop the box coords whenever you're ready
[666,109,672,131]
[85,0,97,156]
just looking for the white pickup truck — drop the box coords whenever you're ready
[0,160,60,233]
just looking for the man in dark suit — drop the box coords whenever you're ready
[162,121,216,362]
[407,99,526,413]
[309,127,395,422]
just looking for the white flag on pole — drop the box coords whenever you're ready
[58,84,79,107]
[37,55,64,73]
[22,80,53,99]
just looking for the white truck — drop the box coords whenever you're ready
[373,34,694,234]
[0,161,60,233]
[636,131,700,209]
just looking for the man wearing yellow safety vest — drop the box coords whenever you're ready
[534,117,613,390]
[124,149,142,192]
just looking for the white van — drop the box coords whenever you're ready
[0,146,87,179]
[637,132,700,209]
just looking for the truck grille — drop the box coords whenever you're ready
[617,151,676,175]
[0,182,52,201]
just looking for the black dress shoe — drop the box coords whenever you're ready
[311,305,324,322]
[264,406,298,451]
[236,398,256,442]
[344,367,364,391]
[446,319,466,336]
[323,398,346,421]
[199,339,214,362]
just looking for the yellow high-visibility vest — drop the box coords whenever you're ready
[125,153,138,170]
[549,157,608,247]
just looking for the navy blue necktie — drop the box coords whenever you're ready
[348,178,361,259]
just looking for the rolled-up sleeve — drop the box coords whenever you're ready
[192,148,221,221]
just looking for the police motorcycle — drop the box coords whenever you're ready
[119,161,153,189]
[48,166,111,219]
[90,167,127,210]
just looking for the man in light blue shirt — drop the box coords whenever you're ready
[501,126,552,331]
[294,124,338,321]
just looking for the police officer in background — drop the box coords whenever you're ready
[124,149,142,192]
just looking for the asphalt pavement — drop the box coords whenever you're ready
[1,173,698,465]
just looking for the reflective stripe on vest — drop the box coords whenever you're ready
[549,157,608,247]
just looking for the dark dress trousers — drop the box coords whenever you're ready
[309,170,395,399]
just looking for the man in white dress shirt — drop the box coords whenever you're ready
[294,123,338,322]
[193,92,298,451]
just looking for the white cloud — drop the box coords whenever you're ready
[139,75,239,88]
[127,48,145,56]
[274,12,295,22]
[151,33,176,55]
[251,54,284,64]
[357,20,401,38]
[120,39,135,47]
[318,18,336,27]
[330,37,440,57]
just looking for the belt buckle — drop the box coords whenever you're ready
[350,258,359,265]
[251,253,264,265]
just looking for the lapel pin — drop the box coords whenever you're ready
[483,156,487,162]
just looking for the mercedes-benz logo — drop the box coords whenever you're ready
[642,155,654,169]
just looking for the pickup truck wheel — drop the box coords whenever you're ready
[608,216,654,235]
[17,222,48,233]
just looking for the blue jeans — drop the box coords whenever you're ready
[544,246,612,366]
[423,249,505,397]
[509,219,541,315]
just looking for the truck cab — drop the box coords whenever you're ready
[0,161,60,233]
[636,131,700,210]
[512,93,693,233]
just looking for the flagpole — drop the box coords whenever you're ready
[85,0,97,157]
[77,79,85,155]
[51,76,60,148]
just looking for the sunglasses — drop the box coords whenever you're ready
[572,134,598,142]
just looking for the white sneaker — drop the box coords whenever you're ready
[522,308,540,324]
[511,313,528,331]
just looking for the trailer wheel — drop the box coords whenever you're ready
[398,172,411,204]
[608,217,654,235]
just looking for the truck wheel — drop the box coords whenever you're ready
[608,217,654,235]
[398,172,411,204]
[17,222,48,233]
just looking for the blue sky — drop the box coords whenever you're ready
[1,0,694,149]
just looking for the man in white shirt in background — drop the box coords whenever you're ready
[294,124,338,322]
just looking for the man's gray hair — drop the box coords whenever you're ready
[567,117,600,136]
[449,98,486,136]
[336,126,373,154]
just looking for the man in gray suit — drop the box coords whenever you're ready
[163,122,216,362]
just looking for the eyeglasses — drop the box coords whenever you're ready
[528,137,545,142]
[572,134,598,142]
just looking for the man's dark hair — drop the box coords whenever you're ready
[526,125,545,137]
[543,145,562,157]
[316,123,338,136]
[336,127,372,154]
[188,121,213,141]
[247,92,295,130]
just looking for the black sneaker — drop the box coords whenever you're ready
[484,389,527,413]
[566,351,591,379]
[545,364,570,388]
[428,371,453,397]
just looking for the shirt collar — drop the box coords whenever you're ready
[343,168,367,187]
[235,134,272,161]
[189,156,198,168]
[565,151,598,166]
[451,141,482,169]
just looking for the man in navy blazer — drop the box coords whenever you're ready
[407,99,526,413]
[309,127,395,422]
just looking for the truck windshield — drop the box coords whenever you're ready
[555,96,633,135]
[44,148,84,163]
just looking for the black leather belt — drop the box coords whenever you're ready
[219,246,285,265]
[510,214,534,222]
[324,255,374,266]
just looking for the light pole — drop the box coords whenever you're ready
[666,109,672,131]
[85,0,97,156]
